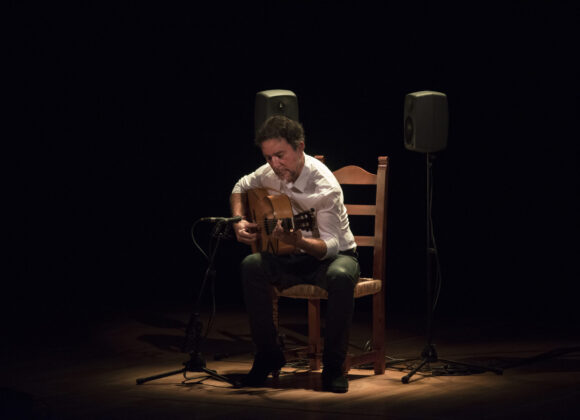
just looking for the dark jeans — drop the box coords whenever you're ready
[240,250,360,368]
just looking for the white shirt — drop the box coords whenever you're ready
[232,154,356,259]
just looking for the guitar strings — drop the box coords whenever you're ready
[251,215,313,232]
[253,218,295,231]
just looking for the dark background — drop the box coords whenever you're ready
[11,2,578,336]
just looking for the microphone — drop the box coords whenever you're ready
[200,216,243,224]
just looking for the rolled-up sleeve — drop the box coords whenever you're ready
[315,191,345,259]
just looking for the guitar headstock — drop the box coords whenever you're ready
[294,208,315,232]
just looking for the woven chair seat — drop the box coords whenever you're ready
[275,278,382,299]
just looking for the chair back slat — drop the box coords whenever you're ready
[333,165,377,185]
[345,204,376,216]
[353,235,374,247]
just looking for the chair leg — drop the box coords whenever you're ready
[272,293,279,331]
[372,291,386,374]
[308,299,322,370]
[272,289,289,350]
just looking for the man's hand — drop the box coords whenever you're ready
[233,219,258,245]
[272,219,327,259]
[271,219,302,246]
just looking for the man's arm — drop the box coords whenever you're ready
[295,235,328,260]
[230,192,246,219]
[272,222,328,260]
[230,193,258,245]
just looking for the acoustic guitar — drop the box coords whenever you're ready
[246,188,316,255]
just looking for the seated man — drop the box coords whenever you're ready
[230,115,359,393]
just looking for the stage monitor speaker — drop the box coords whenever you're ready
[404,91,448,153]
[255,89,299,134]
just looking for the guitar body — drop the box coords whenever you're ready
[247,188,297,255]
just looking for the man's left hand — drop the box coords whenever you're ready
[271,219,302,247]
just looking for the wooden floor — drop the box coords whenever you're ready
[2,301,579,419]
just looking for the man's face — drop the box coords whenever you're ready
[260,137,305,183]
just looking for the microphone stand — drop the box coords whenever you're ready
[401,153,503,383]
[136,219,241,387]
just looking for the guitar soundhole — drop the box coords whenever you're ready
[263,210,316,236]
[281,218,293,231]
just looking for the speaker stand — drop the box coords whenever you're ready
[401,153,503,383]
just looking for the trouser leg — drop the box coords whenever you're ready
[241,251,359,366]
[240,253,279,353]
[320,255,360,368]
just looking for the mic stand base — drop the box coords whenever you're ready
[182,353,242,386]
[136,221,242,388]
[136,352,242,387]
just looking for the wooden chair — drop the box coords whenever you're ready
[273,155,389,374]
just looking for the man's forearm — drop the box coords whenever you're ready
[230,193,246,218]
[296,236,327,260]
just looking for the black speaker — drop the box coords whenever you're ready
[404,91,448,153]
[254,89,299,134]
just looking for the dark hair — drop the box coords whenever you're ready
[255,115,305,150]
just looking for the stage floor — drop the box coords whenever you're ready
[2,301,579,419]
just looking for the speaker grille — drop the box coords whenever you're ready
[403,91,448,153]
[255,90,299,134]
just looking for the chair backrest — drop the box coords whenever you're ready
[316,155,389,282]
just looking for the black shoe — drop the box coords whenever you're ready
[321,366,349,393]
[241,350,286,387]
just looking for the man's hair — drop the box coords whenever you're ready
[255,115,305,150]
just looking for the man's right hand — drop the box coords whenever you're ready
[233,219,258,245]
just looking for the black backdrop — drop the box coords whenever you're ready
[11,2,578,334]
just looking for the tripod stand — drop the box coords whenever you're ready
[401,153,503,384]
[136,219,241,387]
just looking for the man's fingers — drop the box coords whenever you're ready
[236,225,257,244]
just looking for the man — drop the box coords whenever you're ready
[230,115,359,393]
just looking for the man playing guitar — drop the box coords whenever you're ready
[230,115,359,393]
